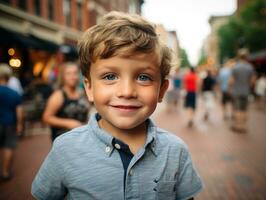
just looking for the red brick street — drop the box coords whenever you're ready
[0,101,266,200]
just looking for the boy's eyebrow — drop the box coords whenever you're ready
[96,65,159,72]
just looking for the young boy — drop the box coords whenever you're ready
[32,11,203,200]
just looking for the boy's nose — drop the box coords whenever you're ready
[117,79,137,98]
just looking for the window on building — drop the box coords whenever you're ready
[1,0,11,5]
[77,2,83,30]
[18,0,27,10]
[48,0,54,20]
[129,0,137,14]
[63,0,71,26]
[35,0,41,16]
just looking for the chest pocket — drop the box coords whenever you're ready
[156,181,176,200]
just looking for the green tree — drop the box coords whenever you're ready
[218,0,266,62]
[218,16,244,62]
[240,0,266,51]
[179,48,191,68]
[197,48,207,66]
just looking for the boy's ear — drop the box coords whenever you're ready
[83,78,94,102]
[158,79,169,102]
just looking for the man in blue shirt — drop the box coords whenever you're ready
[218,60,234,119]
[0,63,23,181]
[32,11,203,199]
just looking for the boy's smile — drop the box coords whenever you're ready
[84,53,169,135]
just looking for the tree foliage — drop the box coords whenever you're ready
[218,0,266,62]
[197,48,207,66]
[179,48,191,68]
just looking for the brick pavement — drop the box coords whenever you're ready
[0,101,265,199]
[0,133,51,200]
[152,100,266,200]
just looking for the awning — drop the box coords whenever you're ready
[0,27,59,51]
[59,44,78,60]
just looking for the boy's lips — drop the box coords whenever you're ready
[110,104,143,112]
[111,105,142,109]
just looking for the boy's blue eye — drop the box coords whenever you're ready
[103,74,117,80]
[138,74,152,81]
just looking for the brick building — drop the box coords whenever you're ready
[0,0,143,84]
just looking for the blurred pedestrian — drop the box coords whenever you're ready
[0,64,23,181]
[218,59,234,120]
[42,62,90,142]
[7,75,24,97]
[255,74,266,109]
[201,70,216,121]
[165,67,182,112]
[230,49,256,132]
[184,67,199,127]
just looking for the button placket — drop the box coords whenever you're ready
[114,143,121,150]
[105,146,111,153]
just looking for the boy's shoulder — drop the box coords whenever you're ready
[154,126,188,152]
[53,125,92,151]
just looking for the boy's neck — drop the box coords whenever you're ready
[98,119,147,154]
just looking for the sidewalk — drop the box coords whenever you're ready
[153,100,266,200]
[0,101,265,199]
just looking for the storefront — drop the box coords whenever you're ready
[0,27,78,85]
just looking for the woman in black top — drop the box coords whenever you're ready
[43,62,90,141]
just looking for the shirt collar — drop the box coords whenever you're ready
[90,113,114,156]
[144,119,158,156]
[89,113,158,157]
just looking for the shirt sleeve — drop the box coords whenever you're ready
[31,143,67,200]
[15,92,22,106]
[175,146,203,200]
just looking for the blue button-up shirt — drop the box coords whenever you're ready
[32,113,203,200]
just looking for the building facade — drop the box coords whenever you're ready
[156,24,180,70]
[0,0,142,84]
[205,15,229,67]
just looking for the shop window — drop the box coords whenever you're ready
[35,0,41,16]
[18,0,27,10]
[77,2,82,30]
[63,0,71,26]
[48,0,54,20]
[1,0,11,5]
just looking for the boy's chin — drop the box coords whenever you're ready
[101,118,147,132]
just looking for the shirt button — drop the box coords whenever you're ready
[129,169,133,176]
[105,146,111,153]
[114,143,121,150]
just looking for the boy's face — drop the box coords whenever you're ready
[84,53,169,133]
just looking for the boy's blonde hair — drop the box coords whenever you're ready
[78,11,172,81]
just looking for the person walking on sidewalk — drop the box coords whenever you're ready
[42,62,90,142]
[230,49,256,132]
[32,11,203,200]
[201,70,216,121]
[165,67,182,112]
[218,59,234,120]
[0,64,23,181]
[255,74,266,109]
[184,67,199,127]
